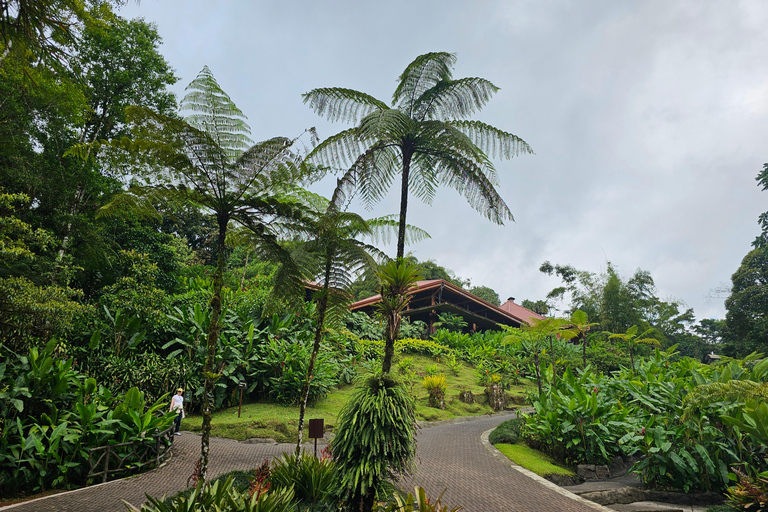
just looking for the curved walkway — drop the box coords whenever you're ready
[2,413,608,512]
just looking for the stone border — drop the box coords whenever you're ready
[480,428,614,512]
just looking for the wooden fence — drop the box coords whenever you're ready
[87,425,175,484]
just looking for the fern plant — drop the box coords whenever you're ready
[68,66,310,483]
[303,52,532,260]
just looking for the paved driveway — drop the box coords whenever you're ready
[2,413,607,512]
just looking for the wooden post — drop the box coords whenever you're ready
[103,445,110,483]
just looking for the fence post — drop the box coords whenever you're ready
[155,431,160,466]
[103,445,110,483]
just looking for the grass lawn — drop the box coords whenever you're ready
[494,442,575,478]
[184,353,535,442]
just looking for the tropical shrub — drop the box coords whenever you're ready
[523,367,637,465]
[270,451,337,507]
[332,374,417,512]
[489,417,525,445]
[381,486,462,512]
[133,475,295,512]
[422,374,447,409]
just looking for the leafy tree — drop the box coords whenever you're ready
[70,66,309,482]
[521,298,550,315]
[469,285,500,305]
[303,51,532,259]
[724,246,768,356]
[539,260,696,346]
[0,192,89,350]
[753,163,768,249]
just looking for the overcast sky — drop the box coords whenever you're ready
[120,0,768,320]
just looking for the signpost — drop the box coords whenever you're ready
[308,418,324,458]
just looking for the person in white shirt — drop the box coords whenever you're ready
[170,388,185,436]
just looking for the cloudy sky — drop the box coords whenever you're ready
[120,0,768,320]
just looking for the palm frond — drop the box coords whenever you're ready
[302,87,387,124]
[415,77,499,121]
[392,52,456,116]
[450,120,534,160]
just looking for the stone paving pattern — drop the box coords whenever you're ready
[3,413,605,512]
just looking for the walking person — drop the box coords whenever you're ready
[170,388,185,436]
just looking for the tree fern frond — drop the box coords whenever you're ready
[95,189,161,221]
[393,52,456,116]
[415,77,499,121]
[359,109,414,141]
[450,120,534,160]
[365,216,431,246]
[432,151,513,224]
[302,87,387,124]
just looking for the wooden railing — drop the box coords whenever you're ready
[87,425,175,483]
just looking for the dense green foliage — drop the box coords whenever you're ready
[0,340,175,495]
[523,350,768,493]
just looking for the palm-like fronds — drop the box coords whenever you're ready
[70,66,313,483]
[304,52,532,259]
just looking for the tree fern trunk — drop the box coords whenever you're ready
[199,217,227,484]
[296,259,331,454]
[396,149,412,260]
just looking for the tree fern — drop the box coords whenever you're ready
[304,51,533,259]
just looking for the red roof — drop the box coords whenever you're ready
[499,299,545,325]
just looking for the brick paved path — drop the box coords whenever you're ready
[402,413,608,512]
[2,435,294,512]
[3,414,607,512]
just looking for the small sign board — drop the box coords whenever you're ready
[308,418,324,439]
[238,381,247,389]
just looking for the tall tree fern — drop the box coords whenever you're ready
[70,66,310,482]
[303,52,533,259]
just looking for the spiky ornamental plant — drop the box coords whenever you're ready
[288,173,430,452]
[303,52,533,260]
[332,374,416,512]
[69,66,311,483]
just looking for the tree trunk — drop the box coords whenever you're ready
[199,216,227,484]
[381,311,400,374]
[549,335,557,387]
[396,150,413,260]
[534,350,542,397]
[296,259,331,455]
